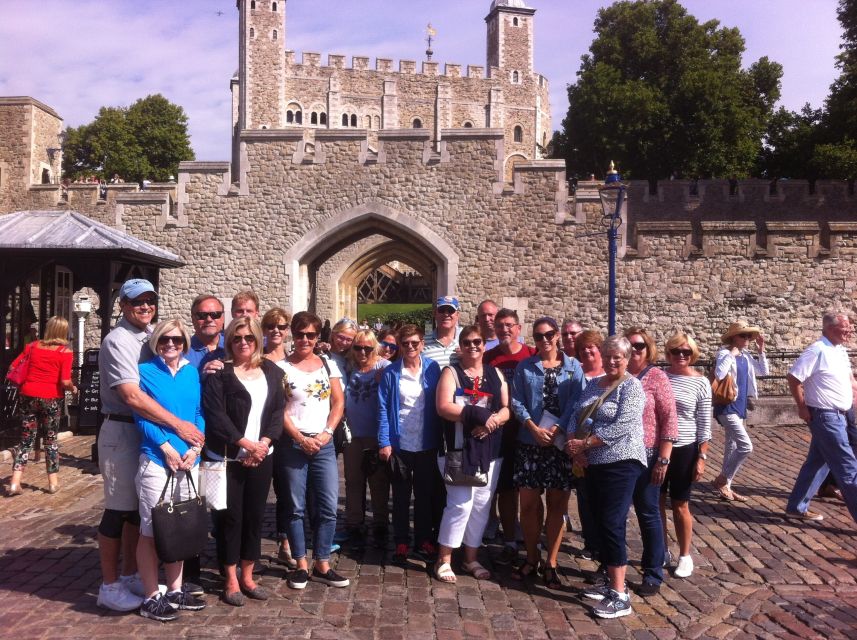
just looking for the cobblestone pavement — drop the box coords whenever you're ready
[1,424,855,639]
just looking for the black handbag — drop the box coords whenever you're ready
[151,470,209,563]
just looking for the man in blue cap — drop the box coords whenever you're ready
[95,278,205,612]
[422,296,462,368]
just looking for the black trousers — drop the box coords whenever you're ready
[213,455,273,566]
[391,448,445,546]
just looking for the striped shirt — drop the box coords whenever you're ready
[666,373,712,447]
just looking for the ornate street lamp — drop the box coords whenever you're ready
[598,162,626,336]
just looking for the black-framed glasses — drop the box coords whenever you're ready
[130,297,157,307]
[380,341,398,351]
[352,345,374,354]
[294,331,318,340]
[533,330,557,342]
[669,348,693,358]
[461,338,483,348]
[264,323,289,332]
[630,342,647,351]
[231,334,257,345]
[194,311,223,321]
[157,335,185,346]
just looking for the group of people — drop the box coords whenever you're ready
[5,280,857,622]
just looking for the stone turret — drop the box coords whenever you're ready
[238,0,286,130]
[485,0,536,77]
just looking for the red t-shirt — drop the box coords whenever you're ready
[485,343,537,452]
[19,343,73,399]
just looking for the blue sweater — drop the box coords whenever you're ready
[377,355,441,451]
[134,357,205,468]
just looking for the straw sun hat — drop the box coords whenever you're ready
[720,320,762,344]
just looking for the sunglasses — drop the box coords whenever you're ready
[436,308,457,316]
[461,338,483,348]
[380,341,399,351]
[232,334,257,345]
[630,342,647,351]
[194,311,223,321]
[157,335,185,346]
[130,297,157,307]
[294,331,318,341]
[352,345,375,354]
[401,340,421,348]
[669,348,693,358]
[264,323,289,332]
[533,330,557,342]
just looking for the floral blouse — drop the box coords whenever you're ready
[278,358,342,436]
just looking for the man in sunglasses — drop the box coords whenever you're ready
[422,296,462,368]
[186,294,226,370]
[96,279,205,612]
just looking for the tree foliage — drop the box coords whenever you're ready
[62,94,194,183]
[825,0,857,142]
[558,0,782,180]
[755,105,823,179]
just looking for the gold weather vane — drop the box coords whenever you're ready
[426,23,436,61]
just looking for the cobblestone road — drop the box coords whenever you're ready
[1,424,855,639]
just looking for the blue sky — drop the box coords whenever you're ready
[0,0,843,162]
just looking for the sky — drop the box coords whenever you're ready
[0,0,844,162]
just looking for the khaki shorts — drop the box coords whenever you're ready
[98,419,142,511]
[136,455,198,537]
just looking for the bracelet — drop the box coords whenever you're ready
[191,445,202,454]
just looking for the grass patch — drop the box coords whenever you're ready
[357,303,432,321]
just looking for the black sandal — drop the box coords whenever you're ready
[511,559,542,581]
[543,565,564,589]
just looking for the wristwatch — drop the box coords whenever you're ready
[657,457,670,466]
[323,427,335,437]
[698,453,708,461]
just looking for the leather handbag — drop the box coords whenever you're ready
[151,470,209,563]
[5,343,33,387]
[711,373,737,406]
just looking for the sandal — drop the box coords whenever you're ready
[715,485,735,501]
[434,562,457,584]
[511,559,541,581]
[730,489,749,502]
[462,561,491,580]
[543,565,564,589]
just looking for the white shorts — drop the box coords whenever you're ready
[98,419,142,511]
[135,455,199,537]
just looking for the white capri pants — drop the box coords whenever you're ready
[136,455,199,537]
[437,456,502,549]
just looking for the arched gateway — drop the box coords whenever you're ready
[283,202,458,317]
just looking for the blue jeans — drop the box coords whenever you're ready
[275,439,338,561]
[586,459,645,567]
[632,454,665,585]
[786,407,857,523]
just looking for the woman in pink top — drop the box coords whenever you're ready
[7,316,77,496]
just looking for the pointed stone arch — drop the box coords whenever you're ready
[283,201,458,315]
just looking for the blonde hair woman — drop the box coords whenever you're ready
[8,316,76,496]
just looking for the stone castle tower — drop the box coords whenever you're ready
[232,0,551,178]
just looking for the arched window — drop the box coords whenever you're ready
[320,112,327,125]
[513,17,519,26]
[251,0,256,9]
[350,114,357,127]
[342,113,349,127]
[311,112,318,125]
[365,115,372,129]
[514,125,523,143]
[249,27,255,38]
[272,1,277,10]
[413,118,422,129]
[295,111,302,124]
[272,29,278,40]
[374,115,380,129]
[463,121,473,128]
[41,168,51,184]
[512,70,519,83]
[286,110,294,123]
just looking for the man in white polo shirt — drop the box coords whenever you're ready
[785,311,857,523]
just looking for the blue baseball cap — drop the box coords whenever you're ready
[435,296,460,311]
[119,278,156,301]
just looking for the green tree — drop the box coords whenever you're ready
[559,0,782,180]
[62,94,194,183]
[756,105,823,179]
[812,140,857,179]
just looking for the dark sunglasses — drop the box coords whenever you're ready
[401,340,421,348]
[436,308,457,316]
[737,333,754,339]
[352,345,375,354]
[264,323,289,331]
[461,338,483,348]
[194,311,223,320]
[157,335,185,346]
[630,342,647,351]
[380,341,399,351]
[294,331,318,340]
[669,348,693,358]
[130,297,157,307]
[232,334,257,345]
[533,330,557,342]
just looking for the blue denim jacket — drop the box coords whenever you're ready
[511,352,585,446]
[377,355,441,451]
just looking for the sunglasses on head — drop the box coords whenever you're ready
[669,348,693,358]
[232,334,256,345]
[380,341,398,351]
[352,344,374,354]
[194,310,223,321]
[461,338,483,348]
[630,342,647,351]
[157,335,184,346]
[294,331,318,340]
[264,323,289,331]
[130,297,157,307]
[533,330,557,342]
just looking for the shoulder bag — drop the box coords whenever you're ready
[571,374,629,478]
[441,366,489,487]
[151,470,209,563]
[6,342,34,387]
[710,357,738,405]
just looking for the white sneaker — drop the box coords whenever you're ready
[674,555,694,578]
[119,573,146,597]
[97,581,144,612]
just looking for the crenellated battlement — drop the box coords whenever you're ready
[284,50,489,80]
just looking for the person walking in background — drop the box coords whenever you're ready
[785,312,857,523]
[712,320,769,502]
[7,316,76,496]
[662,333,712,579]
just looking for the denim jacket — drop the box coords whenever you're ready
[377,355,441,451]
[511,352,585,446]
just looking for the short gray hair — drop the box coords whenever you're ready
[823,311,850,329]
[601,335,631,359]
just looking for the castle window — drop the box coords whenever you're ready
[272,1,277,10]
[295,110,302,124]
[413,118,422,129]
[514,126,523,143]
[251,0,255,9]
[512,70,519,84]
[350,114,357,127]
[365,115,372,129]
[273,29,278,40]
[463,121,473,128]
[320,112,327,125]
[287,110,294,123]
[250,27,255,38]
[342,113,349,127]
[513,17,519,26]
[374,115,380,129]
[311,112,318,125]
[41,168,51,184]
